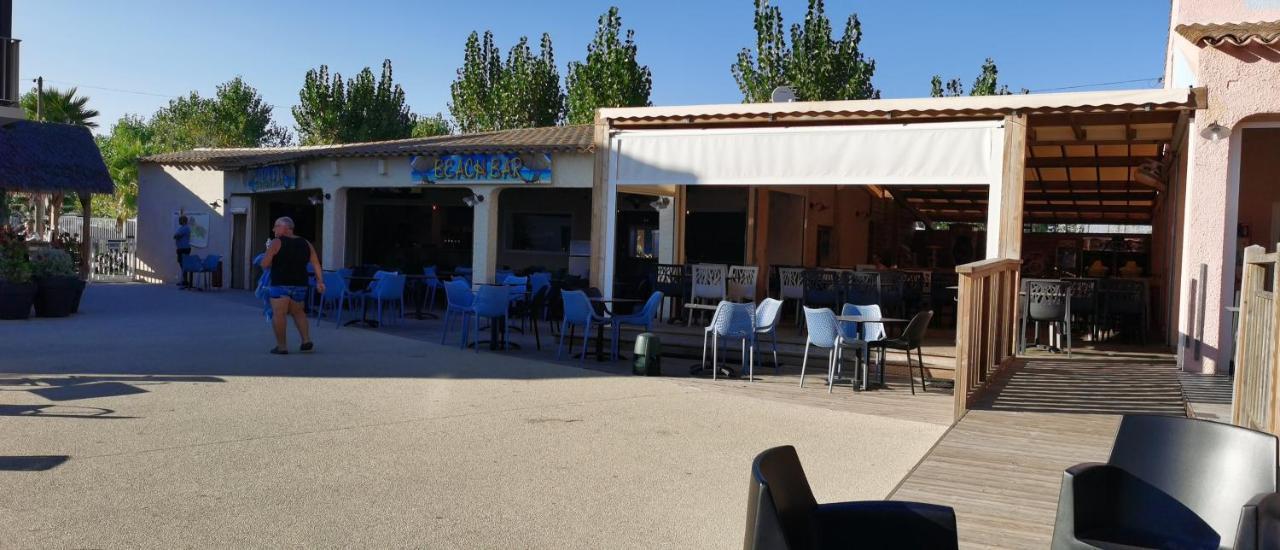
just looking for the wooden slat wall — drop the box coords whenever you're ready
[1232,244,1280,433]
[953,258,1022,421]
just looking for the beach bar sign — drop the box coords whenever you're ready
[411,152,552,184]
[247,164,297,192]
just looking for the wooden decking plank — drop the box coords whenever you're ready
[890,356,1184,549]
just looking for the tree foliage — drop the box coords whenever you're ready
[565,7,652,125]
[20,86,100,127]
[412,113,453,138]
[449,31,563,133]
[293,60,415,145]
[150,77,290,150]
[930,58,1021,97]
[94,115,155,222]
[732,0,878,103]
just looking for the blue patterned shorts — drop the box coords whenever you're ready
[267,285,308,302]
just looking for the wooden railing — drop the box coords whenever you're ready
[953,258,1022,421]
[1232,244,1280,434]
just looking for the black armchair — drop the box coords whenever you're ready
[745,445,958,550]
[1051,415,1279,549]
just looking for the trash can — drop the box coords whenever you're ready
[633,332,662,376]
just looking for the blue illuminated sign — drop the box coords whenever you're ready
[411,153,551,184]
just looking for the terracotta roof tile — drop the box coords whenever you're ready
[1176,21,1280,47]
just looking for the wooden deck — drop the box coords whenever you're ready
[890,354,1186,549]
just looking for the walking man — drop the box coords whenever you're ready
[261,216,325,354]
[174,215,192,288]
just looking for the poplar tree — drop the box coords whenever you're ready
[565,7,652,125]
[732,0,878,103]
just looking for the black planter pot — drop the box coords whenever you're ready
[70,279,86,313]
[0,281,36,320]
[34,276,80,318]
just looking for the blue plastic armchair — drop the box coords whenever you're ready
[610,291,664,361]
[706,301,756,381]
[367,273,406,326]
[557,290,611,363]
[800,307,839,389]
[316,271,349,327]
[441,279,476,348]
[420,266,441,312]
[181,254,204,289]
[468,285,512,353]
[755,298,783,373]
[200,254,221,291]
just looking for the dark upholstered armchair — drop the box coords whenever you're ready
[744,445,958,550]
[1051,415,1279,549]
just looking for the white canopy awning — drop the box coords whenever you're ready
[610,121,1004,187]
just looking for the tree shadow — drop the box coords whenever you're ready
[0,455,70,471]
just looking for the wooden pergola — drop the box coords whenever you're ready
[0,120,116,277]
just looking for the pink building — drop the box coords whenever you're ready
[1166,0,1280,373]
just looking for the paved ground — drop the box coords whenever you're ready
[0,284,947,549]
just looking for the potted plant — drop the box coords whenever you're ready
[30,247,82,317]
[51,231,87,312]
[0,226,35,320]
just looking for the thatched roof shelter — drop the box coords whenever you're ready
[0,120,114,194]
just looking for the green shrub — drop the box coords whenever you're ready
[30,247,77,279]
[0,225,32,284]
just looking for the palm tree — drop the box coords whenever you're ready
[20,86,100,128]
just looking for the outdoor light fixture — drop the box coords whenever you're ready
[1200,122,1230,142]
[208,199,222,210]
[462,193,485,208]
[649,197,672,210]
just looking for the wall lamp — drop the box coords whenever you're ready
[462,193,485,208]
[1200,122,1230,142]
[306,193,331,207]
[208,199,222,210]
[649,197,672,210]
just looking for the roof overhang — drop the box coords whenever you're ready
[599,88,1204,128]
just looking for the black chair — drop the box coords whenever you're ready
[877,271,906,318]
[841,271,881,306]
[745,445,958,550]
[901,271,928,315]
[1020,279,1072,357]
[1099,279,1147,345]
[801,269,841,311]
[1061,278,1099,343]
[652,263,689,324]
[867,310,934,394]
[1051,415,1279,549]
[510,285,549,350]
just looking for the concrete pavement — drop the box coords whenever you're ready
[0,284,947,549]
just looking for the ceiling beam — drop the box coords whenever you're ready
[905,191,1157,202]
[1030,111,1181,127]
[1026,156,1156,168]
[1029,138,1169,146]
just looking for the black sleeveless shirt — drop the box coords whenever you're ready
[270,236,311,286]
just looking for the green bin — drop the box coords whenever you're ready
[633,332,662,376]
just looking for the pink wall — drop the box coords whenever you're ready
[1168,0,1280,373]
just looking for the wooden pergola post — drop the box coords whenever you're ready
[79,192,91,279]
[993,114,1027,259]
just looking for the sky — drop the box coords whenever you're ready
[14,0,1173,136]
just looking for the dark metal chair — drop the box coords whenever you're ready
[877,270,906,318]
[652,263,689,324]
[745,445,959,550]
[801,269,841,312]
[901,270,928,315]
[1020,279,1073,357]
[1099,279,1147,345]
[1061,278,1099,343]
[867,310,934,394]
[841,271,881,306]
[1051,415,1279,550]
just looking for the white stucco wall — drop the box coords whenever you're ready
[135,164,230,284]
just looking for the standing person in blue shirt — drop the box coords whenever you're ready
[173,215,192,288]
[261,216,325,354]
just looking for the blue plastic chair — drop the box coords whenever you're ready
[467,285,512,353]
[441,279,476,348]
[495,269,514,285]
[316,271,349,326]
[181,254,203,289]
[455,266,473,285]
[704,301,756,381]
[529,272,552,296]
[610,291,664,360]
[800,307,839,389]
[420,266,441,312]
[200,254,221,291]
[557,290,611,363]
[835,304,872,392]
[755,298,784,373]
[366,273,406,326]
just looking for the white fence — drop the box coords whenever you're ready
[57,215,138,281]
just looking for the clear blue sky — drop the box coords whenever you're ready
[14,0,1172,135]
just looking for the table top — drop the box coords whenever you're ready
[836,315,909,323]
[593,297,642,303]
[683,303,719,311]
